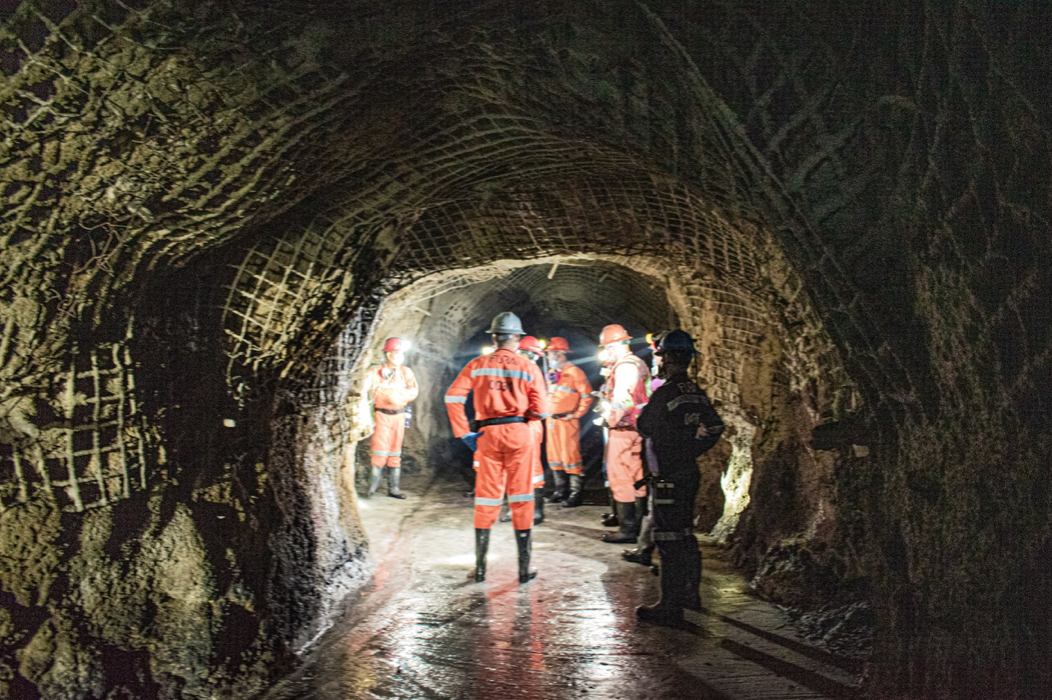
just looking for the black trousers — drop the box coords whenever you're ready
[650,472,702,609]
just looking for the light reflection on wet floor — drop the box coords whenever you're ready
[264,478,863,700]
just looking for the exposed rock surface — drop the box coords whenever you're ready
[0,2,1048,699]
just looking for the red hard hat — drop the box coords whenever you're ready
[547,337,571,353]
[383,337,406,353]
[519,335,544,355]
[599,324,630,346]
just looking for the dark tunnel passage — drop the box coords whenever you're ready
[2,1,1051,699]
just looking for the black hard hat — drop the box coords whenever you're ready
[655,329,697,356]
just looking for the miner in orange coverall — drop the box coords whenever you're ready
[518,335,550,525]
[543,337,594,508]
[364,337,419,499]
[445,312,548,583]
[598,324,651,544]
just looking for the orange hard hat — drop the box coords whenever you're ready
[599,324,630,346]
[519,335,544,355]
[383,337,407,353]
[547,337,571,353]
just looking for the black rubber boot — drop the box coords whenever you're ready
[533,489,545,525]
[563,474,585,508]
[516,529,538,583]
[472,528,490,582]
[387,467,407,499]
[601,501,638,543]
[636,541,687,627]
[622,544,654,566]
[682,537,702,612]
[498,503,512,523]
[366,467,383,498]
[547,470,568,503]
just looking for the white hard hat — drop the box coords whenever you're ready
[486,311,525,335]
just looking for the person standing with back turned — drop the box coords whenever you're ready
[445,312,548,583]
[636,330,724,627]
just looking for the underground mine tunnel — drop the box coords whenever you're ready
[1,1,1050,699]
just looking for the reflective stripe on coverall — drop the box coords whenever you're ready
[371,413,406,468]
[603,354,650,502]
[445,349,547,530]
[367,364,418,468]
[545,362,593,475]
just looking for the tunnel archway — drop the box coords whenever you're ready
[2,2,1049,698]
[273,242,855,652]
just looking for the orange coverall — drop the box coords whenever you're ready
[545,362,594,476]
[603,354,650,502]
[445,349,548,530]
[367,364,419,468]
[530,417,545,488]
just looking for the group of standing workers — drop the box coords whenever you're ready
[500,333,594,526]
[444,312,724,626]
[360,311,724,627]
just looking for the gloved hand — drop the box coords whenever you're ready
[634,472,657,490]
[461,431,483,451]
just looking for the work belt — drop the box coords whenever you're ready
[477,416,526,428]
[376,407,407,415]
[609,425,638,432]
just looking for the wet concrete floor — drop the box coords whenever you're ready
[265,478,863,700]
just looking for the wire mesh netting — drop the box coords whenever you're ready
[0,327,155,513]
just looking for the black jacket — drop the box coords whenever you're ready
[637,371,724,479]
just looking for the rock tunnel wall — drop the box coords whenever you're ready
[1,1,1049,699]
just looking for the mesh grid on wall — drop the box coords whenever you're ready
[0,338,154,513]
